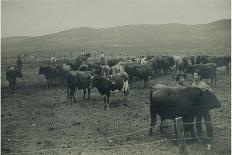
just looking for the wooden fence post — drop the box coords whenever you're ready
[175,117,187,155]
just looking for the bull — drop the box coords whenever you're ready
[149,84,221,138]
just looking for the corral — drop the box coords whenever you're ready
[1,56,231,155]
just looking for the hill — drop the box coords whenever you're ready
[2,19,231,57]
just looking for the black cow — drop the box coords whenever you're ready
[107,58,122,67]
[124,63,152,88]
[38,66,61,88]
[224,55,231,74]
[6,66,23,92]
[56,64,71,85]
[149,84,221,138]
[195,55,210,64]
[186,63,217,86]
[151,55,174,76]
[210,56,231,74]
[66,71,93,103]
[90,72,129,110]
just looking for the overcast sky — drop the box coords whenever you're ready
[2,0,231,37]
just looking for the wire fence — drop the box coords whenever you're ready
[2,122,230,143]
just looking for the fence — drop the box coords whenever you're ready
[2,118,231,155]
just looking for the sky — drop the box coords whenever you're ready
[1,0,231,37]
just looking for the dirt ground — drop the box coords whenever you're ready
[1,61,231,155]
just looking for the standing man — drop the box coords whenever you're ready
[100,51,105,65]
[16,56,23,72]
[191,71,213,150]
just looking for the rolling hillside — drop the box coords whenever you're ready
[2,19,230,56]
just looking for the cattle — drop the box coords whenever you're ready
[66,62,79,70]
[195,55,209,64]
[173,56,190,72]
[111,62,125,75]
[6,66,23,92]
[124,63,152,88]
[149,84,221,138]
[38,66,61,88]
[56,64,71,85]
[151,55,174,76]
[186,63,217,86]
[78,64,89,71]
[211,56,231,74]
[224,55,231,74]
[66,71,93,103]
[107,58,122,67]
[89,72,129,110]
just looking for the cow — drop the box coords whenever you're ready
[78,63,89,71]
[151,55,174,76]
[149,84,221,138]
[124,63,152,88]
[210,56,231,74]
[224,55,231,74]
[38,66,61,88]
[89,72,129,110]
[174,56,189,72]
[195,55,210,64]
[111,62,125,75]
[186,63,217,86]
[6,66,23,93]
[66,71,93,103]
[56,64,71,85]
[107,58,122,67]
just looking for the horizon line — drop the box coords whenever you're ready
[2,18,231,39]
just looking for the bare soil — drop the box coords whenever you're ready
[1,62,231,155]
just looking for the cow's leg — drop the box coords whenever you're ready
[149,107,156,136]
[160,117,165,133]
[214,74,217,86]
[203,111,213,138]
[83,88,86,100]
[47,80,50,88]
[87,88,90,100]
[13,80,16,91]
[104,96,107,110]
[196,113,203,138]
[72,90,76,103]
[144,79,146,88]
[106,94,110,110]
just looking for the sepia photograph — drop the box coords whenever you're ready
[1,0,231,154]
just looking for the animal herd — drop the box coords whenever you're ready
[5,54,230,139]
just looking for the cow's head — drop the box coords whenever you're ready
[190,87,221,111]
[89,76,96,89]
[38,66,47,74]
[199,89,221,110]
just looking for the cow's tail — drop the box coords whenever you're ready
[149,86,156,136]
